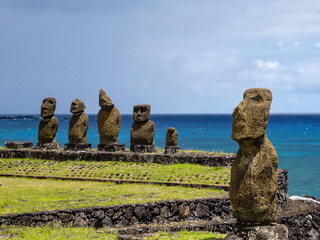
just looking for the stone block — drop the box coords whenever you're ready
[4,142,33,149]
[165,145,180,154]
[130,144,155,153]
[97,144,125,152]
[233,223,289,240]
[36,142,60,149]
[64,143,92,151]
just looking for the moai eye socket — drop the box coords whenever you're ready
[141,107,148,112]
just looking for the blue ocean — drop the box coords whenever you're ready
[0,114,320,198]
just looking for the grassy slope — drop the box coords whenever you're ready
[0,226,117,240]
[0,158,231,186]
[0,177,226,215]
[148,231,226,239]
[0,157,230,239]
[0,226,226,240]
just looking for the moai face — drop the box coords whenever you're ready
[99,88,114,109]
[133,105,151,122]
[41,97,56,118]
[70,99,86,114]
[231,88,272,141]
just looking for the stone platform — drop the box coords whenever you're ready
[226,223,289,240]
[98,144,125,152]
[0,148,235,167]
[64,143,92,151]
[4,142,33,149]
[165,145,180,154]
[36,142,60,149]
[130,144,155,153]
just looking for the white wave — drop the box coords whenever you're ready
[290,195,320,204]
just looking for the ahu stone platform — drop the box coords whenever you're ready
[0,148,236,167]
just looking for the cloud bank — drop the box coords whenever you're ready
[1,0,320,114]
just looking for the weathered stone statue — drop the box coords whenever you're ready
[64,99,91,150]
[227,88,288,239]
[97,88,124,151]
[37,97,60,149]
[130,104,155,152]
[165,127,179,154]
[230,88,278,224]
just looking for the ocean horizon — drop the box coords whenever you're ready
[1,113,320,198]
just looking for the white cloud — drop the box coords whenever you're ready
[316,42,320,47]
[293,42,300,46]
[240,58,320,94]
[277,42,284,46]
[255,60,282,70]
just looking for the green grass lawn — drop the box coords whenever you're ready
[0,225,117,240]
[0,158,231,186]
[147,231,226,239]
[0,177,226,215]
[0,225,226,240]
[0,157,230,238]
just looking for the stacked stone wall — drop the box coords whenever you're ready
[277,169,289,208]
[0,149,235,167]
[1,197,319,240]
[0,198,232,231]
[277,202,320,240]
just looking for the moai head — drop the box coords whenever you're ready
[133,104,151,122]
[70,99,86,114]
[99,88,114,110]
[41,97,56,119]
[231,88,272,143]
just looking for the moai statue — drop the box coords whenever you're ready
[227,88,288,239]
[37,97,60,149]
[97,88,124,151]
[64,99,91,150]
[165,127,179,154]
[130,104,155,152]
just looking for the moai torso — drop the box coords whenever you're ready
[38,97,58,143]
[131,120,155,145]
[38,116,58,143]
[97,88,121,144]
[98,107,121,144]
[68,99,88,143]
[230,88,278,223]
[130,104,155,145]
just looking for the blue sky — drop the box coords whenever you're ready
[1,0,320,114]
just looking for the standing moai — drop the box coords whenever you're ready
[64,99,91,150]
[97,88,124,151]
[165,127,179,154]
[226,88,288,239]
[130,104,155,152]
[37,97,60,149]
